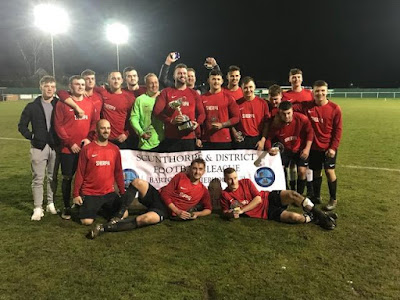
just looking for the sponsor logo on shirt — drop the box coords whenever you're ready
[179,192,192,201]
[104,103,116,111]
[74,114,89,120]
[242,113,255,119]
[206,106,219,111]
[284,136,297,142]
[181,101,189,107]
[311,116,324,123]
[96,161,110,166]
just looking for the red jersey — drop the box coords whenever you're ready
[57,90,102,122]
[268,102,279,118]
[265,112,313,152]
[160,172,212,214]
[94,87,135,140]
[201,90,240,142]
[236,96,270,137]
[73,142,124,197]
[223,87,243,101]
[294,100,342,151]
[123,86,147,98]
[54,99,96,154]
[220,179,269,219]
[153,87,206,140]
[282,88,313,103]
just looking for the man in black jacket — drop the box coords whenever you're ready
[18,75,60,221]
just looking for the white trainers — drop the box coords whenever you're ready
[46,203,58,215]
[31,207,44,221]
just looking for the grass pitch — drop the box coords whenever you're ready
[0,98,399,299]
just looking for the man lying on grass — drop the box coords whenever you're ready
[87,158,212,239]
[220,168,336,230]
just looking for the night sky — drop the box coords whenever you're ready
[1,0,400,87]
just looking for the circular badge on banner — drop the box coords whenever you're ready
[123,168,139,189]
[254,167,275,188]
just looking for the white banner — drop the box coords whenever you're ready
[120,149,286,191]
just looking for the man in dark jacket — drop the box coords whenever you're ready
[18,75,60,221]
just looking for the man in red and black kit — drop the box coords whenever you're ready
[54,75,96,220]
[265,101,313,195]
[267,84,283,118]
[73,119,127,225]
[123,67,147,98]
[153,63,205,152]
[220,168,336,230]
[232,76,270,150]
[197,70,240,150]
[294,80,342,210]
[87,158,212,239]
[223,65,243,101]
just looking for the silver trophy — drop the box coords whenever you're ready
[169,98,194,131]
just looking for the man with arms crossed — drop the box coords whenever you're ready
[73,119,127,225]
[294,80,342,210]
[265,101,313,195]
[18,76,59,220]
[220,168,336,230]
[54,75,96,219]
[88,158,212,239]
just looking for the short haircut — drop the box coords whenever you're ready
[268,84,282,97]
[223,167,236,177]
[96,119,110,130]
[313,80,328,88]
[187,68,196,74]
[289,68,302,76]
[69,75,84,84]
[209,70,223,77]
[81,69,95,77]
[278,101,292,111]
[228,65,240,73]
[108,71,122,78]
[242,76,255,86]
[123,67,137,77]
[144,73,157,84]
[174,63,188,71]
[39,75,55,86]
[191,158,206,167]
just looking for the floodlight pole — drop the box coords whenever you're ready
[51,34,56,78]
[116,43,120,71]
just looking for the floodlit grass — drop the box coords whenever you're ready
[0,98,399,299]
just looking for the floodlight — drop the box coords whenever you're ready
[34,4,69,35]
[106,23,129,45]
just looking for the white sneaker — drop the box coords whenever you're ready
[31,207,44,221]
[46,203,58,215]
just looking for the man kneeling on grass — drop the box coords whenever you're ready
[87,158,212,239]
[220,168,336,230]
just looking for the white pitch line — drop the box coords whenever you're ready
[341,165,400,172]
[0,137,28,141]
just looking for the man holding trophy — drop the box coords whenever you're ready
[153,63,205,152]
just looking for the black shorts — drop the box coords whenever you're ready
[201,142,232,150]
[60,153,79,177]
[281,151,309,168]
[267,191,288,222]
[233,135,260,150]
[138,184,169,221]
[309,150,337,170]
[79,192,122,220]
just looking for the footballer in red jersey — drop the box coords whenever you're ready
[197,70,240,150]
[54,75,96,220]
[265,101,313,195]
[282,68,313,103]
[123,67,147,98]
[73,119,126,225]
[153,63,206,152]
[220,168,336,229]
[224,65,243,101]
[87,158,212,239]
[293,80,342,210]
[232,77,270,150]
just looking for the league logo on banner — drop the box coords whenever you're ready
[120,150,285,191]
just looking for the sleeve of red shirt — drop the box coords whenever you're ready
[153,89,173,124]
[56,90,71,102]
[329,106,343,151]
[73,148,88,198]
[194,91,206,125]
[220,191,231,211]
[54,102,73,147]
[262,100,271,121]
[114,149,125,195]
[87,104,97,141]
[124,93,136,137]
[159,172,181,206]
[93,86,107,99]
[302,114,314,142]
[227,95,240,126]
[199,186,212,210]
[245,179,261,198]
